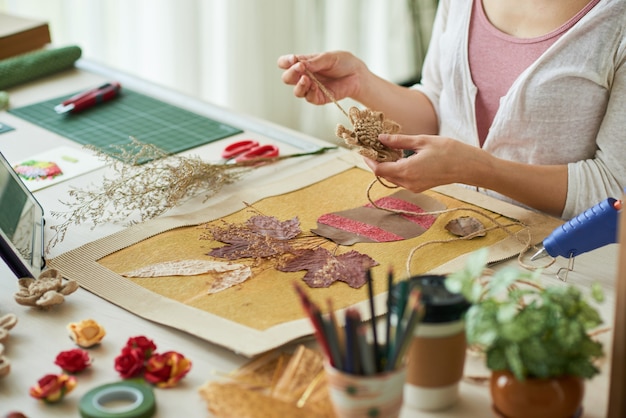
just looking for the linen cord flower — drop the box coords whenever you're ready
[296,59,403,163]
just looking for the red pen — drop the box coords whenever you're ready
[54,81,121,114]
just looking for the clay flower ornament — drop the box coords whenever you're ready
[0,343,11,378]
[0,313,18,342]
[0,313,17,379]
[114,335,191,387]
[67,318,106,348]
[144,351,192,388]
[54,349,92,374]
[14,269,79,308]
[29,373,77,403]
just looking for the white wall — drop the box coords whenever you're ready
[0,0,436,140]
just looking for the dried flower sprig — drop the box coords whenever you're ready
[47,137,336,251]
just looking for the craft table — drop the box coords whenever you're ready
[0,60,619,418]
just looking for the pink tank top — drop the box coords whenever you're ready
[468,0,600,146]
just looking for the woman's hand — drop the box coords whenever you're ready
[364,134,472,193]
[363,134,568,217]
[277,51,367,105]
[277,51,439,134]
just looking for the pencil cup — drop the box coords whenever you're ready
[392,275,469,411]
[323,362,407,418]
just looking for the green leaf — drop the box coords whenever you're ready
[591,282,605,303]
[465,305,498,346]
[445,248,489,303]
[496,302,518,323]
[466,248,489,277]
[488,267,527,296]
[504,344,525,380]
[554,319,584,350]
[486,347,508,372]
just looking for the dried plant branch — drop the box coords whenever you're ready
[47,138,337,251]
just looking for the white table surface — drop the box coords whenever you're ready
[0,61,618,418]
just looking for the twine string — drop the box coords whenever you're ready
[294,57,351,120]
[365,179,556,276]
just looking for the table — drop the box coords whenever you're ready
[0,61,618,417]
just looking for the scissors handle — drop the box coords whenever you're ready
[235,144,279,162]
[221,140,259,159]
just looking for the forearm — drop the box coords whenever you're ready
[468,152,568,217]
[355,72,439,135]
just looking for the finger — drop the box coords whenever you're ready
[303,80,329,105]
[379,134,424,150]
[362,156,378,171]
[293,75,313,99]
[294,53,318,64]
[277,54,297,69]
[280,61,307,86]
[363,158,397,186]
[369,161,395,181]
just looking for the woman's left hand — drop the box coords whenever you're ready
[363,134,480,193]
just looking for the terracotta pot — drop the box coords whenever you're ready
[490,370,584,418]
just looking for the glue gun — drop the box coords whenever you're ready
[531,197,622,261]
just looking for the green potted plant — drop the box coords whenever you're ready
[445,248,605,418]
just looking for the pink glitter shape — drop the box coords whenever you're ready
[367,197,437,229]
[317,213,404,242]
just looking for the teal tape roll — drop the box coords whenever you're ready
[79,381,156,418]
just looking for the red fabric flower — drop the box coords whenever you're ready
[125,336,156,360]
[29,373,77,403]
[144,351,192,388]
[54,349,92,374]
[114,346,145,379]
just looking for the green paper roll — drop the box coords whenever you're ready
[0,45,82,90]
[0,91,9,110]
[79,381,156,418]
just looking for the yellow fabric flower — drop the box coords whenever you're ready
[67,319,106,348]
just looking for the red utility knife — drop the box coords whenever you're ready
[54,82,122,114]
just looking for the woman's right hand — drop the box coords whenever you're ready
[277,51,368,105]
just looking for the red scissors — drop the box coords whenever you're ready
[221,139,279,163]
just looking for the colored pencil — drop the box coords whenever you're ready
[357,323,376,375]
[388,279,408,365]
[365,269,380,371]
[388,288,423,370]
[322,310,343,370]
[293,283,334,364]
[384,267,394,370]
[344,308,361,374]
[326,299,344,370]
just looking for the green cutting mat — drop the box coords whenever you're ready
[8,89,243,159]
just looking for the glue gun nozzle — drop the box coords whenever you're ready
[530,247,548,261]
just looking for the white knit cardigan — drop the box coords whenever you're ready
[413,0,626,219]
